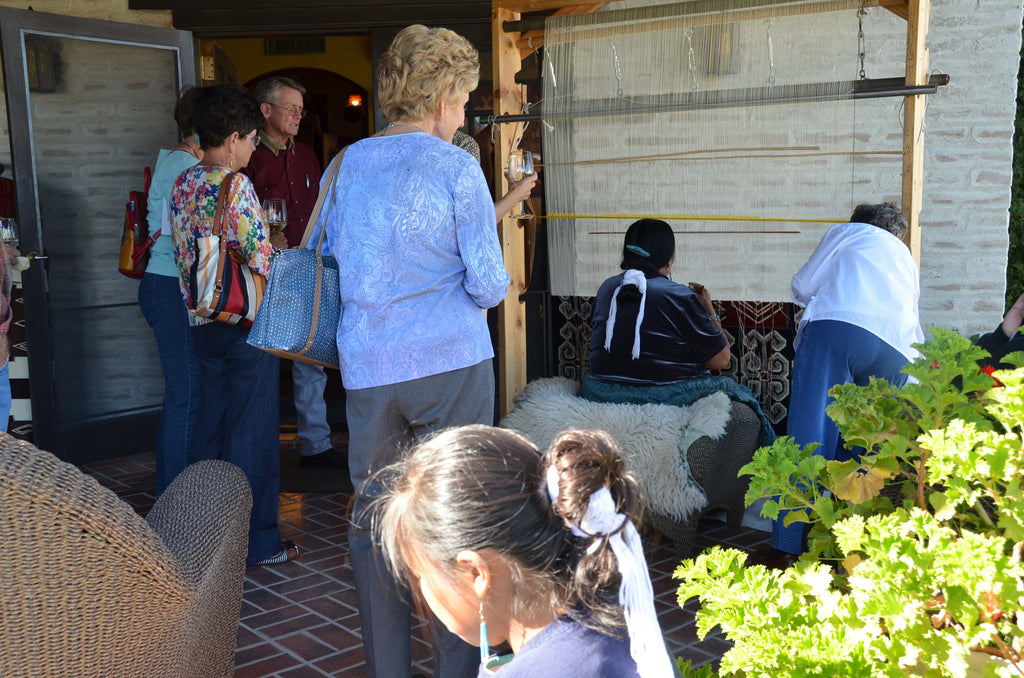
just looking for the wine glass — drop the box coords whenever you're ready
[0,218,18,276]
[508,150,535,219]
[0,218,19,248]
[261,199,287,233]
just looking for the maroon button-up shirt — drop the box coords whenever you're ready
[242,132,322,247]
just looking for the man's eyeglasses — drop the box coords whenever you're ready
[269,103,308,119]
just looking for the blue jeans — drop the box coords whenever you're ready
[191,321,282,565]
[138,273,201,493]
[772,320,909,554]
[0,361,10,432]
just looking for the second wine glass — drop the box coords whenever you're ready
[508,150,534,219]
[262,199,287,233]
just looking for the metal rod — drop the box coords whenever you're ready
[490,73,948,123]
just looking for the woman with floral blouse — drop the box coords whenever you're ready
[170,83,295,567]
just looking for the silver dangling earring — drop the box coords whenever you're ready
[479,599,489,665]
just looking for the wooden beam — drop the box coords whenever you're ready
[165,6,491,36]
[520,3,604,58]
[496,0,610,11]
[883,0,909,20]
[494,6,529,416]
[902,0,928,264]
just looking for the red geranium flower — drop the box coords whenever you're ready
[981,364,1004,388]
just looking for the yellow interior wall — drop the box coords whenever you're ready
[215,36,373,94]
[0,0,172,27]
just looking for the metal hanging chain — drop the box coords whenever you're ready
[766,20,777,88]
[612,39,624,99]
[858,8,867,80]
[686,29,700,92]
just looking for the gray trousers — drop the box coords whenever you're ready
[346,360,494,678]
[292,360,332,456]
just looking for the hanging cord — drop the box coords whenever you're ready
[612,39,625,99]
[897,96,927,145]
[686,29,700,92]
[857,8,867,80]
[765,19,777,88]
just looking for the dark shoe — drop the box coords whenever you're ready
[249,540,299,567]
[299,448,348,469]
[745,547,800,571]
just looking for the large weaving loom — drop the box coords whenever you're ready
[536,0,930,299]
[489,0,940,416]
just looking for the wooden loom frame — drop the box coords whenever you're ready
[490,0,931,415]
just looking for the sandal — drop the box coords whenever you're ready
[249,540,299,567]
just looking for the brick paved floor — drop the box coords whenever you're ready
[83,441,770,677]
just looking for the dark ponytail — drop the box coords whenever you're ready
[616,219,675,305]
[545,429,643,634]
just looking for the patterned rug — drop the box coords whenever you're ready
[551,297,797,435]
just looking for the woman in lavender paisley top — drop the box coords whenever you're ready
[170,84,295,568]
[308,24,510,678]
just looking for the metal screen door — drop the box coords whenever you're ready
[1,7,194,463]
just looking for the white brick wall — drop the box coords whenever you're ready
[918,0,1022,335]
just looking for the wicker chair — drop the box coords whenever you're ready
[0,433,252,678]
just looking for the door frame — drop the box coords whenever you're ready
[0,7,194,458]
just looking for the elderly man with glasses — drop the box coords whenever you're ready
[244,76,322,249]
[243,76,342,470]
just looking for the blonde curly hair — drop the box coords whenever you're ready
[377,25,479,123]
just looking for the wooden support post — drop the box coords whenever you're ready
[901,0,929,264]
[493,5,529,416]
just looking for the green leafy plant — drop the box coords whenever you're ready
[674,328,1024,677]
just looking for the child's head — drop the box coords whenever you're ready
[373,425,642,647]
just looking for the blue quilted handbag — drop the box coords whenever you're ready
[247,247,340,368]
[247,151,343,368]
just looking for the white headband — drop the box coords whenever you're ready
[604,269,647,360]
[545,465,674,678]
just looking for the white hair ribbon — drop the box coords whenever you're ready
[545,466,674,678]
[604,269,647,360]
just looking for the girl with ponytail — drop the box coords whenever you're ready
[371,425,675,678]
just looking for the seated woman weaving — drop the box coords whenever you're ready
[582,219,775,447]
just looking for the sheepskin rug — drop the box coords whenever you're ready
[499,377,732,521]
